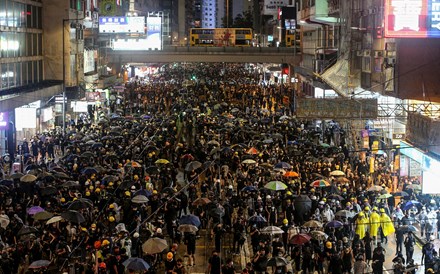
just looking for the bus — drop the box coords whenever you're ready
[286,29,300,49]
[189,28,253,47]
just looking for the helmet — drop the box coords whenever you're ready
[286,191,292,196]
[430,235,435,241]
[427,269,435,274]
[134,175,139,180]
[364,206,370,211]
[326,241,332,249]
[125,191,131,197]
[228,185,233,189]
[91,223,97,229]
[373,206,378,211]
[342,237,348,243]
[156,228,162,234]
[310,188,315,192]
[131,185,136,190]
[102,239,110,246]
[109,204,115,209]
[108,182,114,186]
[73,197,78,201]
[342,188,347,192]
[94,240,101,249]
[322,198,327,202]
[85,191,91,196]
[363,198,368,202]
[60,198,66,203]
[266,195,271,199]
[89,185,94,190]
[108,216,115,222]
[283,219,288,224]
[95,188,101,193]
[358,212,365,217]
[133,232,140,238]
[346,202,351,206]
[167,252,173,260]
[380,208,385,213]
[153,190,158,195]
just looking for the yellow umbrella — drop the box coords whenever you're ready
[155,159,170,165]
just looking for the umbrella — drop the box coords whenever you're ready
[310,230,328,241]
[17,225,39,237]
[181,154,195,161]
[246,147,259,155]
[207,140,220,146]
[80,151,95,158]
[134,189,152,197]
[20,174,37,183]
[0,214,10,229]
[185,161,202,172]
[209,207,225,218]
[125,161,143,168]
[27,206,45,215]
[325,220,344,228]
[33,211,54,221]
[178,224,198,233]
[274,162,291,169]
[263,138,274,144]
[92,142,103,149]
[242,159,257,164]
[367,185,383,192]
[132,195,149,204]
[248,215,267,224]
[40,186,58,196]
[68,198,94,210]
[290,233,312,245]
[82,167,98,175]
[10,172,24,179]
[46,216,63,225]
[402,200,421,210]
[303,220,323,228]
[192,197,212,206]
[62,180,80,188]
[393,191,409,197]
[330,170,345,176]
[28,260,51,269]
[53,172,70,180]
[142,237,168,254]
[294,195,312,216]
[310,180,330,187]
[264,181,288,191]
[406,184,421,191]
[260,226,284,235]
[335,210,354,218]
[397,225,418,233]
[334,177,350,183]
[241,185,258,192]
[61,210,85,223]
[284,171,299,178]
[378,193,393,199]
[155,159,170,165]
[180,214,201,227]
[327,194,344,201]
[267,256,289,267]
[123,257,150,271]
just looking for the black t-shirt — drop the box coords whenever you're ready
[165,259,177,273]
[209,255,222,274]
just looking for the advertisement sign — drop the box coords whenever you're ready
[15,107,36,130]
[296,98,378,119]
[146,17,162,50]
[0,112,9,130]
[263,0,289,16]
[112,38,149,50]
[99,16,145,34]
[384,0,440,38]
[84,50,95,73]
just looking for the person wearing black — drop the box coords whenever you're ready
[372,245,385,274]
[272,236,284,257]
[395,226,405,255]
[233,218,246,254]
[222,258,236,274]
[213,223,226,252]
[184,232,196,266]
[252,248,268,274]
[404,232,415,262]
[173,258,187,274]
[207,250,222,274]
[422,236,436,273]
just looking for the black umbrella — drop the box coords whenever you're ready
[53,172,70,180]
[61,181,80,188]
[80,152,95,158]
[61,210,85,223]
[68,198,93,210]
[267,256,289,267]
[40,186,58,196]
[10,172,24,180]
[82,167,98,175]
[29,260,51,269]
[17,225,39,237]
[294,195,312,216]
[185,161,202,172]
[123,257,150,271]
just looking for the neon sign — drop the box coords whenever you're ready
[384,0,440,37]
[0,112,8,130]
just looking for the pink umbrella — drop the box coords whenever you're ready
[27,206,45,215]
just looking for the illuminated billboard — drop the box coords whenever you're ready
[0,112,9,130]
[146,17,162,50]
[99,16,145,33]
[384,0,440,37]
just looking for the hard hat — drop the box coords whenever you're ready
[81,227,87,232]
[373,206,378,211]
[91,223,97,229]
[283,219,288,224]
[342,188,347,192]
[109,204,115,209]
[153,190,158,195]
[134,175,139,180]
[73,197,78,201]
[99,262,106,269]
[257,196,262,201]
[89,185,94,190]
[85,191,91,196]
[364,206,370,211]
[94,240,101,249]
[60,198,66,203]
[342,237,348,243]
[228,185,233,189]
[108,216,115,222]
[131,185,136,190]
[326,241,332,249]
[310,188,315,192]
[266,195,271,199]
[346,202,351,206]
[430,235,435,241]
[125,191,131,197]
[380,208,385,213]
[286,191,292,196]
[322,198,327,202]
[167,252,173,260]
[311,195,317,200]
[102,239,110,246]
[363,198,368,202]
[95,188,101,193]
[427,269,435,274]
[133,232,140,238]
[358,212,365,217]
[156,228,162,234]
[108,182,114,186]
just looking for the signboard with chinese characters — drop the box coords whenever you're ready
[263,0,289,17]
[296,98,378,119]
[146,17,162,50]
[99,16,145,34]
[384,0,440,37]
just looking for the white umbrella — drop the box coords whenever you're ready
[260,226,284,235]
[330,170,345,176]
[132,195,149,204]
[46,216,63,225]
[0,214,10,229]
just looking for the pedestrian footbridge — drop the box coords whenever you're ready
[106,46,301,65]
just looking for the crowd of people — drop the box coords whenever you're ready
[0,63,436,274]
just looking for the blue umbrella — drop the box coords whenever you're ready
[81,167,98,175]
[241,185,258,192]
[134,189,152,197]
[274,162,291,169]
[180,214,201,227]
[402,200,421,210]
[325,220,344,228]
[123,257,150,271]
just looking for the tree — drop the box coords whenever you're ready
[221,9,254,28]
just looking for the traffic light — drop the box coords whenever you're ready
[281,63,289,75]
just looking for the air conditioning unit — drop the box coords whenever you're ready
[93,12,99,21]
[85,10,92,19]
[385,57,396,64]
[374,51,383,58]
[356,50,363,57]
[363,50,371,57]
